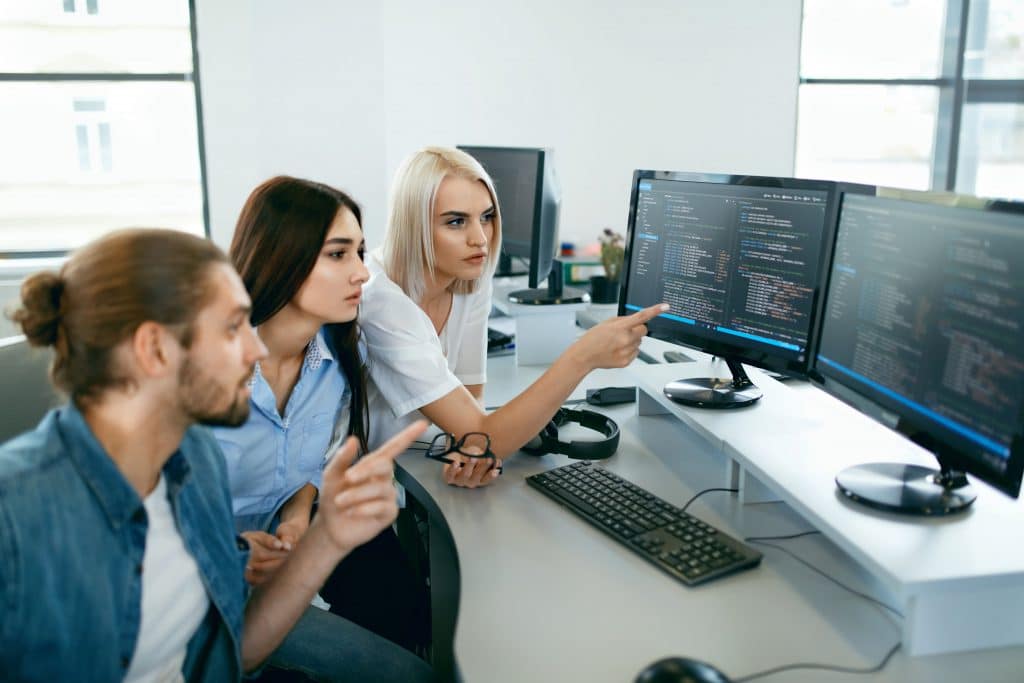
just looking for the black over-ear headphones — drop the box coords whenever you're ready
[521,407,620,460]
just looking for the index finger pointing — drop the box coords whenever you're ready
[324,436,360,479]
[364,419,429,466]
[623,302,669,325]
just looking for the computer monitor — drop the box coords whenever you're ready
[619,170,844,408]
[457,145,583,304]
[815,189,1024,514]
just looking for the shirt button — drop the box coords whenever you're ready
[121,656,130,668]
[136,563,143,574]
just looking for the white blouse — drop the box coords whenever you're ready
[360,250,491,449]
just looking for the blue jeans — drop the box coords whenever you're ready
[268,606,436,683]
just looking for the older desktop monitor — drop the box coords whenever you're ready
[458,145,582,304]
[816,190,1024,514]
[619,171,842,408]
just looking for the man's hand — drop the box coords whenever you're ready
[317,420,428,555]
[240,531,290,586]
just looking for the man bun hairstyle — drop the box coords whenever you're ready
[8,228,229,404]
[13,271,65,347]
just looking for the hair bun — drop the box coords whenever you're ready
[13,271,65,347]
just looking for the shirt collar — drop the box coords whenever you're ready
[57,402,192,531]
[250,328,335,386]
[307,327,335,371]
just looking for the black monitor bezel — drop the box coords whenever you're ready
[812,187,1024,498]
[530,148,558,289]
[617,169,844,377]
[456,144,553,286]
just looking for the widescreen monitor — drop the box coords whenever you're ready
[458,145,582,304]
[816,189,1024,513]
[619,170,844,408]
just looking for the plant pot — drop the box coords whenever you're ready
[589,275,619,304]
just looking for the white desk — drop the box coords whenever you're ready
[395,344,1024,683]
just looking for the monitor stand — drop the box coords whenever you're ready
[494,253,527,278]
[508,259,587,305]
[663,356,763,409]
[835,462,976,516]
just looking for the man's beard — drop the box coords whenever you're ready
[177,355,252,428]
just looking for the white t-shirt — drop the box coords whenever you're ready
[124,474,210,683]
[361,250,491,449]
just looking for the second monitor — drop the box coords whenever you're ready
[619,171,843,408]
[458,145,584,304]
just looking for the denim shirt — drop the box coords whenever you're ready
[212,329,350,533]
[0,404,249,682]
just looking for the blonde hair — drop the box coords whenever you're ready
[383,146,502,304]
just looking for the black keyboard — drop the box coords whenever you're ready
[527,461,762,586]
[487,327,514,350]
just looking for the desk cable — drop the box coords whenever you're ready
[744,532,904,620]
[732,642,901,683]
[680,486,739,514]
[679,488,903,619]
[679,488,904,681]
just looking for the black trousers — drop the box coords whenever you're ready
[318,525,430,655]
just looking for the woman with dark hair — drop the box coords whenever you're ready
[211,176,433,682]
[216,176,369,547]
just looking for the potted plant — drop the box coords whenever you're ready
[591,228,624,304]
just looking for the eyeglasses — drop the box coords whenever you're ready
[411,431,502,473]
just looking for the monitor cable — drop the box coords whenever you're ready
[732,642,901,683]
[744,531,903,620]
[678,489,904,681]
[680,486,738,514]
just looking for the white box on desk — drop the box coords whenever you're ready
[507,301,588,365]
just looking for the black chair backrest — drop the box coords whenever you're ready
[0,337,60,444]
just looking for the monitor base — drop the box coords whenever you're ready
[662,356,763,409]
[836,463,977,516]
[508,286,588,305]
[663,378,763,408]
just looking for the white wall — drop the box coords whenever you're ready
[197,0,801,250]
[195,1,387,247]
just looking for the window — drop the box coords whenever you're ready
[797,0,1024,200]
[63,0,99,15]
[0,0,206,338]
[73,98,112,173]
[0,0,206,256]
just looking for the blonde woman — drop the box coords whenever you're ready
[359,146,666,488]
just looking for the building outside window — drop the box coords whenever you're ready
[0,0,206,337]
[796,0,1024,200]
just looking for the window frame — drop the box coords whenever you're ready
[798,0,1024,194]
[0,0,210,259]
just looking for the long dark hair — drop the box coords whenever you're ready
[229,176,369,451]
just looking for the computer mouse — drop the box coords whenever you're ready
[635,656,731,683]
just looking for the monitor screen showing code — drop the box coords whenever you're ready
[624,178,829,357]
[818,193,1024,464]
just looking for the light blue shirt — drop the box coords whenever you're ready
[212,329,350,533]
